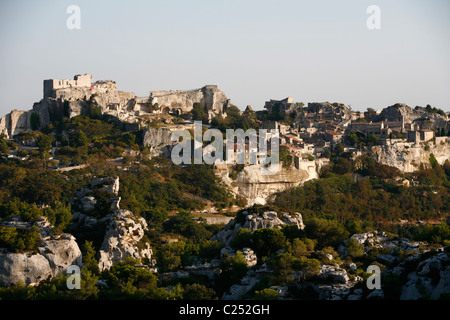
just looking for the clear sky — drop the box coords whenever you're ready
[1,0,450,117]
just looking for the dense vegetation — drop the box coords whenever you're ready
[274,155,450,223]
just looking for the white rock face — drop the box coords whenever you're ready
[319,265,350,284]
[98,210,153,271]
[0,217,82,287]
[70,176,154,271]
[232,164,315,206]
[370,137,450,173]
[141,127,181,157]
[399,251,450,300]
[211,210,304,245]
[0,253,53,286]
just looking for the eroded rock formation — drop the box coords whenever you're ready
[70,176,153,271]
[0,217,82,287]
[211,209,304,246]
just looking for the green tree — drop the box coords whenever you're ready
[30,112,40,130]
[43,203,72,233]
[182,284,216,300]
[252,228,287,257]
[230,228,252,250]
[102,257,161,299]
[36,134,53,153]
[74,130,89,147]
[334,143,344,155]
[218,252,248,285]
[290,238,308,257]
[295,256,321,281]
[81,240,100,274]
[156,241,190,272]
[163,211,212,243]
[344,218,363,235]
[191,102,209,124]
[253,288,279,300]
[268,253,294,285]
[0,135,11,155]
[36,134,53,168]
[346,238,365,258]
[304,218,349,249]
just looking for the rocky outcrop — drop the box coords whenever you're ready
[338,231,426,258]
[70,176,153,271]
[141,126,190,157]
[150,85,230,118]
[378,104,448,131]
[370,137,450,173]
[238,248,258,267]
[211,210,304,246]
[224,163,320,206]
[0,75,231,139]
[0,110,33,138]
[0,217,82,287]
[386,249,450,300]
[98,210,153,271]
[319,265,350,284]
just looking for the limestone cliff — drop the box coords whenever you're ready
[141,125,192,157]
[369,137,450,172]
[218,160,324,206]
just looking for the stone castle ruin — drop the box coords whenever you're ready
[43,73,93,98]
[0,74,231,139]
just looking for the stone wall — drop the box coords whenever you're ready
[44,73,92,98]
[150,85,230,118]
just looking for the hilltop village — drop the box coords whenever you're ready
[1,74,450,301]
[1,74,450,190]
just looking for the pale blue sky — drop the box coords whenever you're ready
[1,0,450,117]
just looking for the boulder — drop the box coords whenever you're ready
[0,218,82,287]
[0,253,53,286]
[39,234,82,277]
[212,210,305,246]
[319,265,350,284]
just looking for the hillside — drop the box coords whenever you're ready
[0,109,449,300]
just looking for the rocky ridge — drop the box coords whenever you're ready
[70,176,153,271]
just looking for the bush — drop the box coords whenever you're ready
[163,211,212,244]
[253,288,279,300]
[0,225,40,253]
[346,238,365,258]
[182,284,216,300]
[252,228,288,258]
